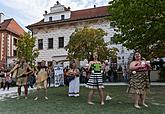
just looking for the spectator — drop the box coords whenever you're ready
[117,65,123,81]
[47,66,52,87]
[27,67,36,88]
[81,64,90,83]
[103,60,110,82]
[123,66,128,82]
[0,69,5,89]
[3,69,12,91]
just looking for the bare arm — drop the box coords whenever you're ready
[145,62,152,70]
[25,64,33,75]
[9,64,18,74]
[74,69,80,76]
[129,62,141,70]
[88,61,93,71]
[66,70,72,76]
[34,67,38,77]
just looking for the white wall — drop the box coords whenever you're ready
[44,11,71,22]
[34,20,133,66]
[34,25,75,63]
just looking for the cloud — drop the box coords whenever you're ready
[0,0,110,30]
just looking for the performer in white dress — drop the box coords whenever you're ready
[66,60,80,97]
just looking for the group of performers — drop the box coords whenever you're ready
[7,50,151,109]
[65,51,151,108]
[8,58,49,100]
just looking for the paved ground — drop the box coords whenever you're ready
[0,86,35,101]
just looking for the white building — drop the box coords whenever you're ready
[27,2,133,67]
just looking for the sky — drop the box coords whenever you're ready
[0,0,110,31]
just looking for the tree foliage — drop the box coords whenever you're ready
[16,32,39,66]
[108,0,165,59]
[66,26,118,61]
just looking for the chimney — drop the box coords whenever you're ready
[56,1,60,5]
[45,10,48,14]
[94,5,96,8]
[68,7,71,10]
[0,13,5,23]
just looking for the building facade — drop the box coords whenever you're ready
[0,13,25,69]
[27,2,133,67]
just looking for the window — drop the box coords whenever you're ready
[38,39,43,50]
[48,38,53,49]
[13,50,17,56]
[121,49,124,53]
[49,17,52,21]
[61,15,65,20]
[58,37,64,48]
[14,38,17,46]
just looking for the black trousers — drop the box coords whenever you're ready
[47,77,51,87]
[3,81,10,90]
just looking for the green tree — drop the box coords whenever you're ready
[66,26,118,61]
[16,32,39,66]
[108,0,165,59]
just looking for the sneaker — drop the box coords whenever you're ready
[142,103,148,107]
[106,95,112,101]
[34,97,38,101]
[134,105,141,109]
[88,102,94,105]
[45,96,48,100]
[101,102,105,105]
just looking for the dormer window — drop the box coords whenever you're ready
[61,15,65,20]
[49,17,52,21]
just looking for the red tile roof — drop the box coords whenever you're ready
[71,6,110,20]
[27,6,111,29]
[0,19,11,30]
[0,18,24,36]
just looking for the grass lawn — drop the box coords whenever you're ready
[0,86,165,114]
